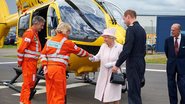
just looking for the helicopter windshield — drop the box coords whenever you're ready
[98,1,126,29]
[57,0,106,42]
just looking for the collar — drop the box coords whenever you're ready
[129,21,138,26]
[133,21,138,24]
[174,34,181,39]
[56,33,67,38]
[105,41,118,48]
[31,27,38,34]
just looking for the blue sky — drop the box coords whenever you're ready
[6,0,17,14]
[6,0,185,16]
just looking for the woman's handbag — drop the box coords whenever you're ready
[110,69,125,85]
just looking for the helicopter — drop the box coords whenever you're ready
[0,0,126,82]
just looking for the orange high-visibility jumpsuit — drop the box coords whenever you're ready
[40,34,90,104]
[17,28,41,104]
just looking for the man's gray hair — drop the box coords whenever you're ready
[173,23,181,30]
[32,16,45,25]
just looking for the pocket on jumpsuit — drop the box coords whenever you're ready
[22,72,35,87]
[47,68,58,79]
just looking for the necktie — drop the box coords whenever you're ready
[175,38,179,55]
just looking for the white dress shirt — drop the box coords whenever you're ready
[174,34,181,48]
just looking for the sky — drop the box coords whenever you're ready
[110,0,185,16]
[6,0,17,14]
[6,0,185,16]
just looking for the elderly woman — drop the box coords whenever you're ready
[40,22,92,104]
[89,28,123,104]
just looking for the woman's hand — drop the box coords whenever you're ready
[112,66,119,73]
[88,56,95,62]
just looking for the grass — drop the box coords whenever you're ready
[2,54,167,64]
[3,55,17,58]
[3,45,17,48]
[0,45,17,58]
[145,53,167,64]
[1,45,167,64]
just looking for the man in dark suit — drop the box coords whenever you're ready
[112,9,146,104]
[164,23,185,104]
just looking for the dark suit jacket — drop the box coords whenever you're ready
[164,34,185,75]
[116,21,146,66]
[115,21,146,78]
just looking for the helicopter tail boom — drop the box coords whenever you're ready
[0,0,18,48]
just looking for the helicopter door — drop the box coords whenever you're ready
[47,6,59,37]
[32,6,49,49]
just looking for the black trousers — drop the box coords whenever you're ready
[167,66,185,104]
[126,58,145,104]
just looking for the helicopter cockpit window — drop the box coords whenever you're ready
[47,7,58,36]
[102,1,126,29]
[57,0,106,42]
[18,14,30,37]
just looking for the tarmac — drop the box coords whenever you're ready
[0,48,173,104]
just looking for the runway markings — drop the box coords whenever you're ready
[0,67,166,96]
[146,68,166,72]
[0,62,17,64]
[121,67,166,72]
[0,62,166,72]
[0,80,90,96]
[0,86,8,89]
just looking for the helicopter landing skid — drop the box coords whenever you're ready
[0,67,44,100]
[75,72,96,85]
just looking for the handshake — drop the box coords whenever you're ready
[88,56,96,62]
[88,54,116,69]
[88,56,116,69]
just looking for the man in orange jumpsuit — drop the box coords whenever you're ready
[17,16,45,104]
[40,22,92,104]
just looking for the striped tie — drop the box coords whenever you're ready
[174,37,179,55]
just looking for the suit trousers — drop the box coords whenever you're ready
[126,58,145,104]
[167,66,185,104]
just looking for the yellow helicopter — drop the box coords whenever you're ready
[0,0,125,80]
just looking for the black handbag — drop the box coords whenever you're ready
[110,69,125,85]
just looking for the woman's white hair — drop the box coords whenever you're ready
[55,22,71,35]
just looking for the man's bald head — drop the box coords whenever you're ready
[172,23,181,30]
[171,23,181,38]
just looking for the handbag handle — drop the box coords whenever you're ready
[118,67,123,73]
[118,67,127,79]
